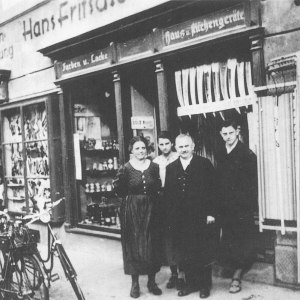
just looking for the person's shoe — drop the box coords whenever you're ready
[178,286,197,297]
[229,278,241,293]
[166,275,178,289]
[130,283,140,298]
[147,281,162,295]
[199,287,210,298]
[176,278,186,291]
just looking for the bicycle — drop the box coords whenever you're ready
[0,198,86,300]
[0,210,48,300]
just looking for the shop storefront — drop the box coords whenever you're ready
[3,0,300,288]
[35,1,262,239]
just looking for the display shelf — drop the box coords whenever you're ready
[85,191,115,196]
[24,138,48,143]
[8,211,27,216]
[85,170,117,176]
[27,176,50,179]
[81,148,119,158]
[8,197,25,201]
[2,141,23,145]
[7,184,24,187]
[77,222,120,234]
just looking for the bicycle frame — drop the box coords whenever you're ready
[39,222,77,282]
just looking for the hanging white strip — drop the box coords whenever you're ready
[182,69,190,107]
[237,61,247,100]
[203,64,215,117]
[228,58,241,113]
[196,65,206,118]
[175,71,184,107]
[189,67,197,106]
[274,102,286,235]
[212,62,225,120]
[220,61,229,101]
[246,60,254,94]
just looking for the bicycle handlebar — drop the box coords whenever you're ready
[23,198,65,224]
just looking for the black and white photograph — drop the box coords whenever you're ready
[0,0,300,299]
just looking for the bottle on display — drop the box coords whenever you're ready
[102,161,108,170]
[104,206,111,226]
[100,208,105,225]
[113,157,118,170]
[107,141,112,151]
[116,210,120,228]
[101,184,106,192]
[112,140,117,150]
[106,182,112,191]
[111,206,116,226]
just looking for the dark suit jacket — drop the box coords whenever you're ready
[163,155,217,267]
[215,140,258,236]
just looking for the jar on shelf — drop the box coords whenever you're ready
[101,184,106,192]
[90,183,95,192]
[85,183,90,192]
[98,162,103,171]
[103,142,108,151]
[107,159,113,170]
[95,182,101,192]
[102,161,108,170]
[92,163,97,171]
[106,182,112,191]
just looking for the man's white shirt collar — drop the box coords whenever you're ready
[180,155,193,170]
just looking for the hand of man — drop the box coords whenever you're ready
[207,216,215,224]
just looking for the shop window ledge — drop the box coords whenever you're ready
[263,219,297,228]
[66,225,121,240]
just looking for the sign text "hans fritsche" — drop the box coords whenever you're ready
[22,0,126,41]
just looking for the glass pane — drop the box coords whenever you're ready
[4,143,24,177]
[27,178,50,213]
[25,141,49,177]
[23,102,47,141]
[3,108,22,143]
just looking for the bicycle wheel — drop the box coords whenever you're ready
[4,253,49,300]
[0,249,6,300]
[55,244,85,300]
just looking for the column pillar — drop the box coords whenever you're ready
[58,87,72,228]
[155,60,170,131]
[113,70,125,165]
[250,32,266,89]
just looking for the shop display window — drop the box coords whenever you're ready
[74,95,121,231]
[1,99,64,221]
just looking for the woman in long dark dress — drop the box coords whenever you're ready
[113,136,162,298]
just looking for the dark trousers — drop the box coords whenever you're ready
[181,264,212,290]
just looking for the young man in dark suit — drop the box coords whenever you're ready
[216,119,258,294]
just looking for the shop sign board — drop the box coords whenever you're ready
[177,96,255,117]
[55,46,112,79]
[131,116,154,129]
[118,34,153,61]
[163,3,247,48]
